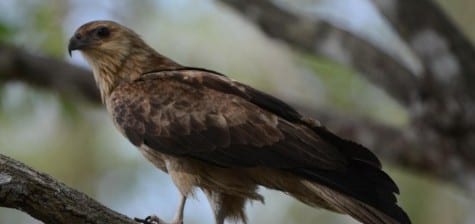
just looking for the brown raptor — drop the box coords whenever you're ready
[68,20,410,224]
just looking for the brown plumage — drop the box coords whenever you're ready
[68,20,410,224]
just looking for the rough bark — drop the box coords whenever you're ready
[0,153,137,224]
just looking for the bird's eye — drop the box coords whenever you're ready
[96,27,110,38]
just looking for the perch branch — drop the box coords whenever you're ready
[0,153,137,224]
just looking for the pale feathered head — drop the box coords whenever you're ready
[68,20,180,100]
[68,20,148,62]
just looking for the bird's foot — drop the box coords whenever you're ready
[134,215,183,224]
[134,215,162,224]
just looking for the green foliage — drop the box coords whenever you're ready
[301,55,358,109]
[0,0,66,56]
[32,4,66,57]
[437,0,475,41]
[0,22,13,42]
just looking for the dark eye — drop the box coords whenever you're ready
[95,27,110,38]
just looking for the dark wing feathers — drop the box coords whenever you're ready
[139,69,382,168]
[110,69,409,224]
[113,71,346,169]
[237,81,382,169]
[311,125,383,169]
[156,69,382,168]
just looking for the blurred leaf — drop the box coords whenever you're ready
[437,0,475,42]
[58,95,82,120]
[301,54,357,110]
[32,2,66,57]
[0,22,13,42]
[300,54,408,126]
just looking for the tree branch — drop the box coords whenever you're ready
[371,0,475,97]
[367,0,475,185]
[370,0,475,160]
[0,153,137,224]
[218,0,418,106]
[0,44,100,103]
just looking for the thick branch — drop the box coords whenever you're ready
[371,0,475,127]
[371,0,475,97]
[0,153,137,224]
[0,44,100,103]
[369,0,475,167]
[218,0,418,106]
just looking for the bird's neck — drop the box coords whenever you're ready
[84,48,182,102]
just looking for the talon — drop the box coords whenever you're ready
[134,215,161,224]
[134,217,146,223]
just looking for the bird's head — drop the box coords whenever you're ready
[68,20,144,61]
[69,20,179,76]
[68,20,180,101]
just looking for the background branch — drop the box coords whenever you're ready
[0,153,136,224]
[371,0,475,95]
[0,44,100,103]
[218,0,418,106]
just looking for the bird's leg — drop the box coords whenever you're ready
[171,194,187,224]
[134,195,187,224]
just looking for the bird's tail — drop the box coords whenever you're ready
[291,180,402,224]
[281,121,411,224]
[287,160,411,224]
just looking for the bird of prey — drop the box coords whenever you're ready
[68,20,410,224]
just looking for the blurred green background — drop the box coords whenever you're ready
[0,0,474,223]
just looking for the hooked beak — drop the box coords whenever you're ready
[68,34,89,57]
